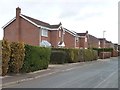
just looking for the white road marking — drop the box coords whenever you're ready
[94,70,117,88]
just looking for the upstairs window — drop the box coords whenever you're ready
[85,37,87,42]
[59,30,61,37]
[41,28,48,37]
[76,37,79,42]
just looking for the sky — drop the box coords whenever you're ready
[0,0,119,44]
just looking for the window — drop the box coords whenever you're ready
[76,37,79,42]
[40,40,51,47]
[98,41,100,45]
[85,37,87,42]
[41,28,48,37]
[59,30,61,37]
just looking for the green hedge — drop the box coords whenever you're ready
[50,48,98,64]
[50,51,66,64]
[21,45,51,73]
[51,48,80,63]
[83,49,98,61]
[93,48,113,55]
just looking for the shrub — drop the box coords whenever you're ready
[51,48,80,63]
[2,40,11,76]
[8,42,25,73]
[21,45,51,73]
[83,49,98,61]
[50,51,66,64]
[51,48,98,64]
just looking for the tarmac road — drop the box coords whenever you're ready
[3,57,118,88]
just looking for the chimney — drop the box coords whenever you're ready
[16,7,21,18]
[16,7,21,41]
[86,31,88,34]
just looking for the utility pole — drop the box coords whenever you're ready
[103,30,106,59]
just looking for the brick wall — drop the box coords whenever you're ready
[64,31,75,48]
[79,37,88,49]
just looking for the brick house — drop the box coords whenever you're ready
[63,28,80,48]
[77,31,100,49]
[3,7,115,49]
[3,7,66,47]
[98,38,106,48]
[3,7,82,48]
[105,41,114,48]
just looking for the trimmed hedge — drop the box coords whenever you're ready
[21,45,51,73]
[51,48,80,63]
[50,51,66,64]
[8,42,25,73]
[82,49,98,61]
[93,48,113,55]
[50,48,98,64]
[2,40,11,76]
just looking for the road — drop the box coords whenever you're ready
[3,57,118,88]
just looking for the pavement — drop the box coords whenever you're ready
[1,57,119,88]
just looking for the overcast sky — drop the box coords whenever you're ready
[0,0,119,44]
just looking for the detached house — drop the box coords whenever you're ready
[99,38,107,48]
[3,7,65,47]
[3,7,113,49]
[63,28,80,48]
[106,41,114,48]
[77,31,100,49]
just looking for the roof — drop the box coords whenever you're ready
[3,14,61,29]
[63,28,78,37]
[22,14,50,27]
[77,33,86,36]
[98,38,106,40]
[88,34,99,43]
[106,40,112,43]
[22,14,61,29]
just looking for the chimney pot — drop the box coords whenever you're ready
[16,7,21,17]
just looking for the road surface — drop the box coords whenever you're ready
[3,57,118,88]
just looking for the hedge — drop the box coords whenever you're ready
[93,48,113,55]
[8,42,25,73]
[2,40,11,76]
[21,45,51,73]
[50,51,66,64]
[50,48,98,64]
[82,49,98,61]
[51,48,80,63]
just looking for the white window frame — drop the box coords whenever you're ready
[76,37,79,42]
[59,30,61,37]
[41,28,48,37]
[85,37,87,42]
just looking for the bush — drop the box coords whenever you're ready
[51,48,98,64]
[21,45,51,73]
[83,49,98,61]
[2,40,11,76]
[51,48,80,63]
[50,51,66,64]
[8,42,25,73]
